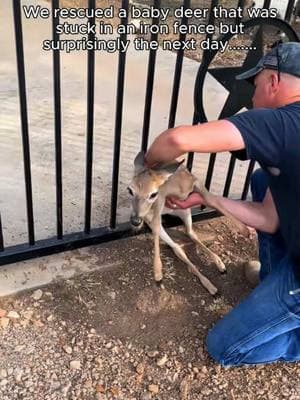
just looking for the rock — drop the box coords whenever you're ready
[96,394,107,400]
[147,350,159,358]
[31,289,43,301]
[51,373,58,381]
[157,354,168,367]
[110,386,119,397]
[70,360,81,370]
[0,379,8,387]
[180,376,191,400]
[0,309,7,318]
[23,310,34,320]
[47,315,54,322]
[95,357,103,368]
[179,346,185,354]
[84,379,93,388]
[141,394,152,400]
[148,384,159,394]
[14,368,23,382]
[63,346,73,355]
[201,366,208,374]
[108,291,116,300]
[105,342,112,349]
[0,317,9,329]
[96,384,106,393]
[15,345,26,352]
[0,369,7,379]
[136,363,145,375]
[33,320,44,327]
[7,311,20,319]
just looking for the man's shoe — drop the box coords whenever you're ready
[244,260,261,287]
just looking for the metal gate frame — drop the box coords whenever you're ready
[0,0,299,266]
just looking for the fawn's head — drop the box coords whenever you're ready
[128,152,183,230]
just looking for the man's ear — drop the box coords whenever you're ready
[134,151,146,174]
[152,159,185,178]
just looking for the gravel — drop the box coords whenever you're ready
[0,218,299,399]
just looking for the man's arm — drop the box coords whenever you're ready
[214,189,279,233]
[169,189,279,234]
[145,120,245,166]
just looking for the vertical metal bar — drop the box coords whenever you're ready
[241,160,255,200]
[0,214,4,251]
[52,0,63,239]
[262,0,272,9]
[12,0,35,245]
[187,0,219,171]
[185,111,198,172]
[141,0,161,152]
[110,0,129,229]
[223,155,236,197]
[84,0,96,234]
[285,0,296,22]
[168,0,190,129]
[220,0,248,198]
[236,0,246,24]
[204,153,216,190]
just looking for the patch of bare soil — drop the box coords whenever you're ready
[0,217,299,400]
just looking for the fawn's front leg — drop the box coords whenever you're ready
[153,230,163,283]
[146,214,164,284]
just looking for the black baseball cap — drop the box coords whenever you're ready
[236,42,300,81]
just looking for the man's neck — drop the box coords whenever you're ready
[278,91,300,107]
[275,96,300,108]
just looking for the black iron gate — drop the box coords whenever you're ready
[0,0,299,266]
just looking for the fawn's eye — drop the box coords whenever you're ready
[149,192,158,199]
[127,187,134,196]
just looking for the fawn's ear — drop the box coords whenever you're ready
[152,159,185,178]
[134,151,146,174]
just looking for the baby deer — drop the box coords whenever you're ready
[128,152,247,295]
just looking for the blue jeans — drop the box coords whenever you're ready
[206,169,300,366]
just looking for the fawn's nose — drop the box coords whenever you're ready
[130,215,143,227]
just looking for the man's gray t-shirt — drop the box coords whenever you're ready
[226,102,300,264]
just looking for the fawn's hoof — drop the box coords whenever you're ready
[155,280,165,289]
[215,259,227,274]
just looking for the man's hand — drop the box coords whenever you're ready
[165,192,206,210]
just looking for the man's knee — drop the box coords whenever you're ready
[206,325,241,367]
[206,328,223,364]
[206,325,234,366]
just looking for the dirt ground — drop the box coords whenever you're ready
[0,217,299,400]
